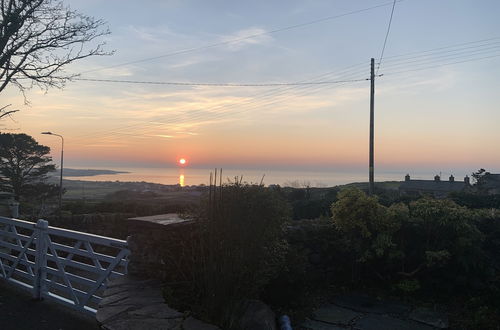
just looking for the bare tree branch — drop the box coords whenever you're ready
[0,104,19,119]
[0,0,111,116]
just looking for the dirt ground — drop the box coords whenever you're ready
[0,281,99,330]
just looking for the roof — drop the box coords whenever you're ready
[127,213,193,226]
[399,180,466,193]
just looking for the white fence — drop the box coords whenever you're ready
[0,216,130,314]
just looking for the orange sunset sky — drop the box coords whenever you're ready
[1,0,499,175]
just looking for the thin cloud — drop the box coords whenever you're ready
[219,27,273,51]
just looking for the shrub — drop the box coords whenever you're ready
[330,188,401,282]
[165,181,291,327]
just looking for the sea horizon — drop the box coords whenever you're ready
[60,166,477,188]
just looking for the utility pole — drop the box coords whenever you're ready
[369,58,375,195]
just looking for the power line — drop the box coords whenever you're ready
[74,77,368,87]
[71,78,367,145]
[79,1,403,75]
[69,37,500,143]
[382,53,500,76]
[71,70,369,143]
[376,0,397,74]
[70,46,500,143]
[382,36,500,60]
[69,63,369,142]
[381,41,500,65]
[73,37,500,90]
[70,63,369,142]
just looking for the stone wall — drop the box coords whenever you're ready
[126,214,198,281]
[96,214,222,330]
[94,213,281,329]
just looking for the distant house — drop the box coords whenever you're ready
[399,174,470,198]
[479,173,500,194]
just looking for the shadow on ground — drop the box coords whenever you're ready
[0,281,99,330]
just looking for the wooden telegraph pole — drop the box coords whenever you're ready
[369,58,375,195]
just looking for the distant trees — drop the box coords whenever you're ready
[0,0,110,118]
[472,168,490,187]
[0,133,56,203]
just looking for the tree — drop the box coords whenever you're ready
[0,133,56,201]
[472,168,491,192]
[0,0,110,118]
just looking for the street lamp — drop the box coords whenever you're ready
[41,132,64,218]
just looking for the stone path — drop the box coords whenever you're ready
[300,293,449,330]
[97,276,221,330]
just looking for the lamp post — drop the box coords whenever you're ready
[41,132,64,218]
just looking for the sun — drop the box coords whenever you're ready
[178,158,187,166]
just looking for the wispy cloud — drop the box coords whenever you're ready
[219,27,273,51]
[152,134,174,138]
[378,69,457,96]
[127,25,186,43]
[83,143,128,148]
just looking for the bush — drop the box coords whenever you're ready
[330,188,401,282]
[164,182,291,328]
[328,189,489,295]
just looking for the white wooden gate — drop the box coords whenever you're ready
[0,216,129,314]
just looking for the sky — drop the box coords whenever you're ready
[1,0,500,177]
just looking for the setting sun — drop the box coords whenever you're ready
[179,158,187,166]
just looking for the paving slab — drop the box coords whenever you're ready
[127,303,184,319]
[354,315,435,330]
[312,304,362,326]
[333,294,411,316]
[301,319,348,330]
[97,305,136,324]
[102,317,181,330]
[409,307,449,329]
[183,316,223,330]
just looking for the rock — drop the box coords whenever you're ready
[312,304,361,326]
[409,307,449,329]
[236,299,276,330]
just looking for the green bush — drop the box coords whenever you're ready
[329,189,489,294]
[330,188,401,282]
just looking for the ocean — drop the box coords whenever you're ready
[64,167,474,187]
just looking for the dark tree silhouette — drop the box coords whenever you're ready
[472,168,490,187]
[0,0,111,118]
[0,133,56,201]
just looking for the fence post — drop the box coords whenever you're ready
[33,219,49,300]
